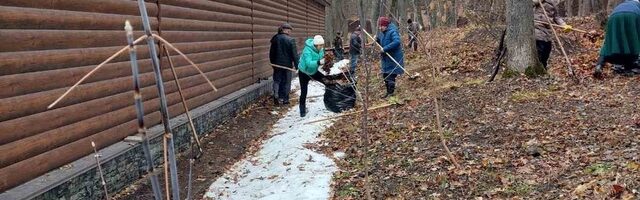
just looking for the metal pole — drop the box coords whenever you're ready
[135,1,180,199]
[125,21,163,200]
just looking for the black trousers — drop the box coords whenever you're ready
[334,48,345,60]
[272,68,293,102]
[298,72,325,110]
[382,73,398,94]
[536,40,553,69]
[408,36,418,51]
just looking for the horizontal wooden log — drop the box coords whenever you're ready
[285,0,312,20]
[160,0,251,17]
[0,0,156,16]
[160,4,252,24]
[0,73,254,192]
[251,9,286,22]
[252,18,285,27]
[253,0,287,17]
[0,55,253,145]
[0,64,252,168]
[0,6,257,33]
[0,39,254,76]
[0,6,154,31]
[0,30,255,52]
[0,45,253,99]
[214,0,253,9]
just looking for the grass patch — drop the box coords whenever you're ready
[505,181,533,196]
[502,68,520,79]
[585,163,612,175]
[524,64,547,78]
[337,184,360,197]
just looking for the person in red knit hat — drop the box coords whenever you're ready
[375,16,404,98]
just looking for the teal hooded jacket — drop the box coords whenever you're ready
[298,38,325,75]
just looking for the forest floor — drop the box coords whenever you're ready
[321,18,640,199]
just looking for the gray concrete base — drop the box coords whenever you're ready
[1,79,273,200]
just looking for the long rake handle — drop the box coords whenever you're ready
[361,29,409,74]
[538,1,579,82]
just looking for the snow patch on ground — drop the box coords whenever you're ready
[205,79,338,200]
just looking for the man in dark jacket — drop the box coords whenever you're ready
[269,23,299,105]
[376,17,404,98]
[333,32,345,60]
[407,18,419,52]
[349,27,363,74]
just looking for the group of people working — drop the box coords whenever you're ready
[269,0,640,117]
[269,16,406,117]
[535,0,640,76]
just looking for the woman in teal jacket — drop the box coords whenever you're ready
[298,35,326,117]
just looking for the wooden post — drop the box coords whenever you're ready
[136,0,180,199]
[125,21,163,200]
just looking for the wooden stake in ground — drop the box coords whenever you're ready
[538,1,579,82]
[162,47,204,156]
[91,142,110,200]
[125,20,163,200]
[136,0,181,199]
[162,46,203,200]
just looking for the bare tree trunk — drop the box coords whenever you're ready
[578,0,593,16]
[371,0,386,33]
[412,0,426,29]
[505,0,542,74]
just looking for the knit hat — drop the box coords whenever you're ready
[378,17,390,27]
[313,35,325,45]
[280,23,293,30]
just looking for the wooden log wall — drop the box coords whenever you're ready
[0,0,327,192]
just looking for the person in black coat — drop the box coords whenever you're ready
[269,23,299,105]
[349,27,363,74]
[333,32,345,60]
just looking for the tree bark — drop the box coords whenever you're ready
[412,0,426,29]
[578,0,593,16]
[505,0,541,74]
[372,0,384,33]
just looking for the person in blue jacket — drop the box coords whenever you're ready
[375,16,404,98]
[594,0,640,77]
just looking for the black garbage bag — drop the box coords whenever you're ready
[324,83,356,113]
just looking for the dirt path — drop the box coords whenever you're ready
[114,96,284,200]
[204,79,339,200]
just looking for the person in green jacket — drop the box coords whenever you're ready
[298,35,326,117]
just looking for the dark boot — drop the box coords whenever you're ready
[381,84,394,99]
[300,106,307,117]
[593,64,603,79]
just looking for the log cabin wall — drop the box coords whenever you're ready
[0,0,327,192]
